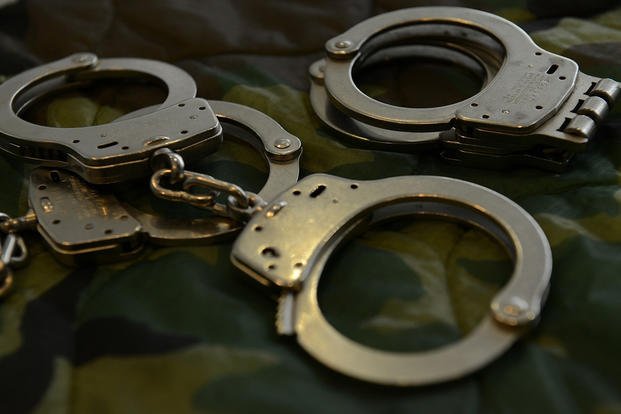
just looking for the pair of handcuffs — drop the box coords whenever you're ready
[310,7,620,171]
[0,8,556,387]
[0,53,301,285]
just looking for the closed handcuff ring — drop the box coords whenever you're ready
[0,53,222,184]
[310,22,503,149]
[232,174,552,385]
[310,7,619,170]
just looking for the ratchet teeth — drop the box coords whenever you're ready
[276,292,296,336]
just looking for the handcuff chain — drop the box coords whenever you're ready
[149,148,267,222]
[0,213,30,298]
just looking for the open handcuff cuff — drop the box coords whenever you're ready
[310,7,620,171]
[4,5,614,387]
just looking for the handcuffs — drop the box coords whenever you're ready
[0,54,301,277]
[0,7,562,387]
[310,7,620,171]
[231,174,551,385]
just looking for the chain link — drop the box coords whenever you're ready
[150,149,267,222]
[151,148,185,184]
[0,213,29,298]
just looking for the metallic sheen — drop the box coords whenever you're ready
[232,174,552,385]
[0,54,222,183]
[310,7,619,170]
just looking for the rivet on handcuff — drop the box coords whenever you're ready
[2,5,615,387]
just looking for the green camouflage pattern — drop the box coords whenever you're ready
[0,1,620,413]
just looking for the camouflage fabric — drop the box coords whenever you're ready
[1,1,621,413]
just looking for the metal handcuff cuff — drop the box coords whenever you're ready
[0,53,301,293]
[310,7,620,171]
[0,53,552,387]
